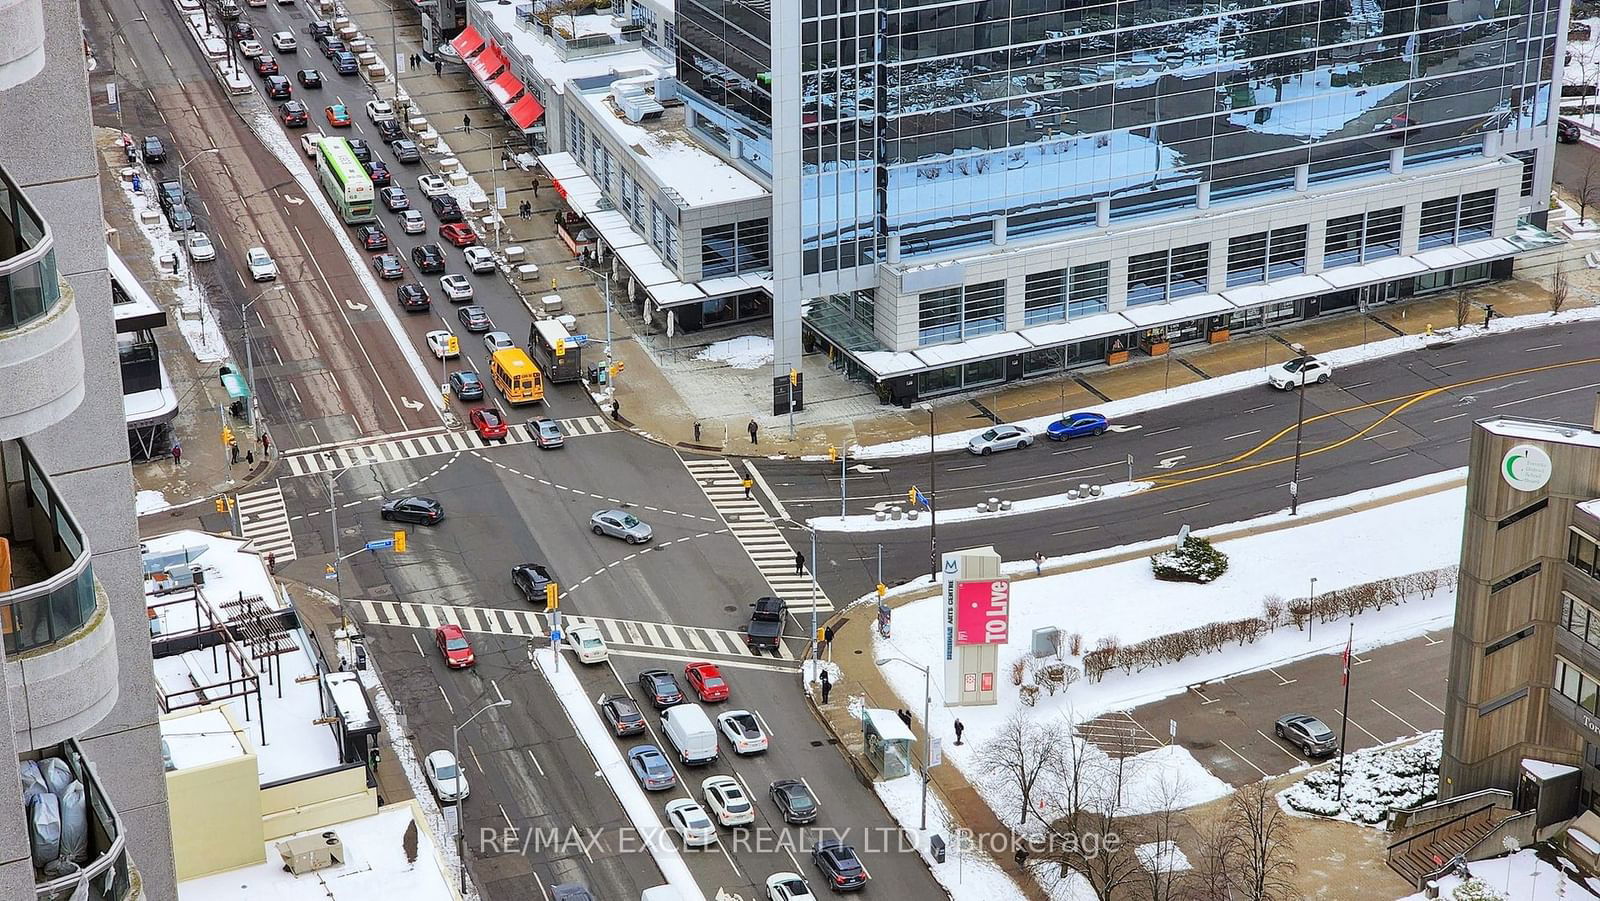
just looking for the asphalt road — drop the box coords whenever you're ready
[763,320,1600,599]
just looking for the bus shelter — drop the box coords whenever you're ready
[862,708,915,779]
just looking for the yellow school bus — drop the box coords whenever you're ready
[490,348,544,404]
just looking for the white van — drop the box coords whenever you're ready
[640,886,681,901]
[660,703,718,765]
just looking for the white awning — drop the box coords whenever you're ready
[696,271,771,298]
[586,209,648,250]
[1017,310,1135,347]
[1316,255,1427,288]
[537,151,585,181]
[1221,274,1329,309]
[914,331,1031,368]
[1120,292,1233,328]
[646,282,707,306]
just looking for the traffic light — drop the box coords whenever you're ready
[221,425,235,447]
[555,338,566,357]
[614,361,625,374]
[393,530,406,553]
[609,361,625,378]
[907,487,916,505]
[446,335,459,355]
[215,497,227,513]
[876,583,887,598]
[815,626,827,643]
[828,445,838,462]
[545,582,559,610]
[789,367,799,387]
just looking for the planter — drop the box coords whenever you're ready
[1106,349,1130,365]
[1145,340,1171,356]
[1207,328,1230,344]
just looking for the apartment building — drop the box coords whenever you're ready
[0,1,177,898]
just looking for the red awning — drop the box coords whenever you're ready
[508,94,546,129]
[467,42,501,79]
[489,70,525,105]
[449,27,485,59]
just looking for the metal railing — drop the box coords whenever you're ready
[0,163,63,332]
[30,740,132,901]
[2,440,97,656]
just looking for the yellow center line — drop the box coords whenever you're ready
[1141,356,1600,493]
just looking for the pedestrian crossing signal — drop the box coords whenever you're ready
[545,582,559,610]
[393,530,406,553]
[555,338,566,357]
[446,335,459,355]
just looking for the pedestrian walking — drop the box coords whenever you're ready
[693,420,701,443]
[531,177,540,197]
[501,150,510,171]
[434,59,443,76]
[260,432,271,456]
[462,113,471,132]
[610,398,621,420]
[747,419,759,444]
[245,450,255,466]
[794,551,806,575]
[742,478,753,500]
[1033,552,1044,575]
[954,719,965,745]
[230,442,240,465]
[171,443,183,465]
[819,669,832,705]
[266,551,276,574]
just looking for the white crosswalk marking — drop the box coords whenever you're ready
[280,415,615,476]
[351,600,797,664]
[680,457,834,613]
[235,483,298,563]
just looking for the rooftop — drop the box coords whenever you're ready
[575,83,767,207]
[143,529,287,635]
[177,804,458,901]
[1479,416,1600,449]
[161,707,248,772]
[474,0,660,96]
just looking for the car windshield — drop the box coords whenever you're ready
[980,430,998,441]
[460,373,478,384]
[732,715,757,731]
[434,762,458,780]
[619,514,640,528]
[445,637,469,651]
[581,637,603,648]
[787,792,814,811]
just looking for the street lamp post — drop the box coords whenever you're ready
[177,147,220,296]
[453,697,511,893]
[1288,342,1309,516]
[877,655,932,830]
[240,285,282,428]
[579,261,616,409]
[919,402,937,581]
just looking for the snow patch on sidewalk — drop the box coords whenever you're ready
[122,181,230,363]
[694,335,774,369]
[872,772,1033,901]
[136,490,170,515]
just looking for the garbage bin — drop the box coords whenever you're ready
[930,834,945,864]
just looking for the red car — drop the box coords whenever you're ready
[439,222,479,247]
[255,55,279,75]
[470,407,509,442]
[684,661,729,702]
[435,624,475,668]
[325,103,351,127]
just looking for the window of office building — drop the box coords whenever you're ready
[1365,207,1404,259]
[1556,655,1600,714]
[1324,215,1364,268]
[963,280,1006,337]
[735,219,770,271]
[1228,232,1268,287]
[1069,262,1110,317]
[918,288,963,345]
[1169,243,1209,298]
[1562,592,1600,649]
[918,281,1007,345]
[1420,197,1461,249]
[1129,245,1207,305]
[1572,529,1600,578]
[1458,190,1497,241]
[1024,270,1067,326]
[1128,251,1171,306]
[651,202,680,268]
[701,219,770,277]
[1268,226,1308,278]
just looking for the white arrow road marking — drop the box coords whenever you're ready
[1154,455,1187,469]
[1105,424,1144,433]
[400,396,424,410]
[850,463,888,474]
[344,297,369,311]
[283,194,304,205]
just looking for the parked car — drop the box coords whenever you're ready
[483,330,514,352]
[165,204,195,233]
[306,19,332,37]
[440,222,478,246]
[371,253,404,279]
[550,885,593,901]
[1266,354,1333,390]
[316,34,345,56]
[424,749,469,801]
[358,224,389,251]
[380,496,444,524]
[684,662,729,702]
[270,31,297,52]
[449,370,484,400]
[628,746,676,791]
[811,840,868,892]
[366,99,396,122]
[392,139,421,163]
[1559,117,1582,143]
[434,624,475,668]
[430,193,463,222]
[591,509,652,543]
[765,873,817,901]
[470,407,509,442]
[967,424,1032,455]
[375,118,404,143]
[186,232,216,262]
[380,186,409,211]
[456,304,491,332]
[399,209,427,234]
[701,775,754,827]
[1046,411,1108,440]
[463,245,496,273]
[140,135,166,163]
[600,694,646,737]
[425,329,458,359]
[1275,713,1339,757]
[396,282,430,311]
[246,246,277,281]
[664,799,718,848]
[528,416,563,449]
[717,710,768,756]
[440,273,473,302]
[417,174,448,197]
[638,669,684,708]
[413,243,446,273]
[770,779,819,824]
[278,99,307,125]
[563,624,608,663]
[296,68,322,88]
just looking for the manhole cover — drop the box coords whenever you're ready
[810,740,825,747]
[723,605,737,613]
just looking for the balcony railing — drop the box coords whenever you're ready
[27,739,132,901]
[2,440,97,656]
[0,162,63,332]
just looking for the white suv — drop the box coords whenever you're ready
[245,246,277,281]
[1267,354,1334,390]
[366,100,396,123]
[463,245,496,274]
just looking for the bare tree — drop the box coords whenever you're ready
[1579,156,1600,226]
[1454,288,1473,330]
[1229,781,1299,901]
[1141,768,1192,901]
[1178,814,1243,900]
[977,711,1067,826]
[1552,266,1572,315]
[1034,729,1145,901]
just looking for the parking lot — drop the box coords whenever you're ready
[1109,629,1450,786]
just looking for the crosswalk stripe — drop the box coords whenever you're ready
[279,417,614,479]
[682,628,710,653]
[235,484,299,563]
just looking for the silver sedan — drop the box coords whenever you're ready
[590,509,652,544]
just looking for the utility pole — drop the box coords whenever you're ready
[921,403,938,580]
[1288,342,1309,515]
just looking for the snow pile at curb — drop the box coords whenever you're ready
[694,335,773,369]
[809,481,1152,532]
[532,648,702,901]
[136,490,170,515]
[122,180,229,363]
[1279,731,1440,825]
[852,305,1600,460]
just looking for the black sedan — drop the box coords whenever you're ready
[511,563,556,603]
[371,253,404,279]
[396,282,430,311]
[141,135,166,163]
[449,370,484,400]
[278,100,308,127]
[376,118,404,143]
[770,779,819,825]
[358,224,388,251]
[412,243,446,273]
[365,159,392,187]
[811,840,868,891]
[297,68,322,88]
[637,670,684,708]
[380,496,443,525]
[600,695,646,737]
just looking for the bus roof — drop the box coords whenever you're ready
[319,137,370,183]
[491,347,539,374]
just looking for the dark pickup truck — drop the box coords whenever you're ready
[744,596,786,652]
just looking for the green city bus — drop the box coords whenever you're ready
[315,136,376,224]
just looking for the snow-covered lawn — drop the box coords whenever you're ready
[1280,731,1441,825]
[1399,848,1600,901]
[1135,841,1191,874]
[136,489,170,515]
[873,773,1032,901]
[694,335,773,369]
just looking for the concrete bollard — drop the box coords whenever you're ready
[875,511,887,522]
[891,505,903,521]
[998,499,1012,510]
[1068,489,1079,499]
[1090,485,1102,496]
[906,509,919,520]
[1079,483,1090,494]
[975,502,988,512]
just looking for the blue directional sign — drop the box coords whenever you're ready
[364,538,395,551]
[550,629,563,643]
[568,334,589,345]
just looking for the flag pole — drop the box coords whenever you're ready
[1336,623,1353,802]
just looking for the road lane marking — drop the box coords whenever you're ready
[1216,738,1272,778]
[1158,445,1192,455]
[1255,730,1305,763]
[1433,412,1469,423]
[1190,685,1218,705]
[1368,452,1409,465]
[1370,698,1421,733]
[1267,668,1296,686]
[946,463,985,472]
[1408,689,1445,717]
[1147,426,1181,436]
[1241,404,1274,415]
[1330,709,1383,744]
[1525,343,1562,351]
[1434,360,1469,368]
[411,633,424,657]
[526,749,545,776]
[1223,429,1261,441]
[1164,502,1210,515]
[1493,380,1600,409]
[1362,429,1399,441]
[1052,525,1100,536]
[438,686,454,714]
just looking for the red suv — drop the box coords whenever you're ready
[434,624,475,668]
[470,408,509,442]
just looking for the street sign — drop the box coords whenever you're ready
[569,334,589,344]
[106,83,118,107]
[364,538,395,551]
[1169,719,1177,739]
[929,737,943,768]
[550,628,563,643]
[495,185,507,210]
[548,610,562,633]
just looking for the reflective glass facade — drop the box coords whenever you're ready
[772,0,1558,277]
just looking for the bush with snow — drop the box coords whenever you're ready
[1280,731,1441,825]
[1150,536,1229,583]
[1448,880,1505,901]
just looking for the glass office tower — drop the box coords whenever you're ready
[679,0,1565,403]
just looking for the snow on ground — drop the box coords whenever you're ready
[1279,731,1441,826]
[854,305,1600,460]
[873,772,1034,901]
[1399,848,1600,901]
[694,335,774,369]
[122,178,229,363]
[1567,18,1600,90]
[809,481,1151,532]
[136,489,170,515]
[1135,841,1191,874]
[533,647,701,901]
[872,476,1465,842]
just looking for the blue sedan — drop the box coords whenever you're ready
[627,745,676,791]
[1046,412,1108,441]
